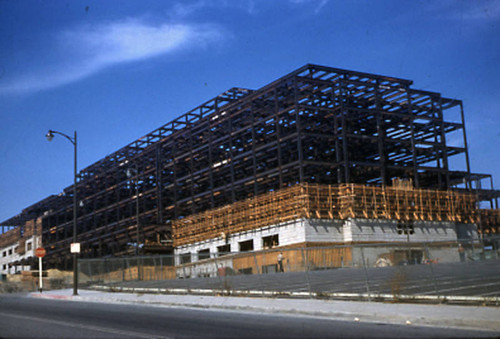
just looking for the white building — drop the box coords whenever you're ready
[0,234,40,275]
[0,219,42,276]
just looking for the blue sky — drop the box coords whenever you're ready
[1,0,499,223]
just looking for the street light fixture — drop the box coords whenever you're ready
[46,129,79,296]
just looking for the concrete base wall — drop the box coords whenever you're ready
[343,219,472,243]
[174,219,479,273]
[304,219,344,243]
[175,220,307,265]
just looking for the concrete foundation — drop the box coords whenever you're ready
[174,218,480,277]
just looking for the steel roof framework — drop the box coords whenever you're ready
[2,64,497,269]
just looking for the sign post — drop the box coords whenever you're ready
[70,243,81,296]
[35,247,46,293]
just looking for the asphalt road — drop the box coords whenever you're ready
[109,259,500,297]
[0,294,497,338]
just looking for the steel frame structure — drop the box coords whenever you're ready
[1,64,498,269]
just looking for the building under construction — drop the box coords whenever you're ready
[1,64,499,273]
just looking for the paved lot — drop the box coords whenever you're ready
[99,259,500,301]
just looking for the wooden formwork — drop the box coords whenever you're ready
[302,247,352,269]
[173,185,308,247]
[231,251,273,274]
[479,209,500,234]
[172,183,485,247]
[336,184,478,223]
[303,184,342,220]
[231,247,352,274]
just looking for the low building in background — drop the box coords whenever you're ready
[0,218,41,275]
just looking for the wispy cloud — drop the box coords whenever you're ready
[171,0,330,18]
[289,0,329,13]
[1,18,225,94]
[171,0,257,17]
[172,1,212,18]
[426,0,500,21]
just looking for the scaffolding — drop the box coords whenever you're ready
[479,209,500,234]
[335,183,477,223]
[172,183,480,247]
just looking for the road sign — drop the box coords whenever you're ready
[70,243,80,253]
[35,247,46,258]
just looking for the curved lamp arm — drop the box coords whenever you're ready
[46,130,76,146]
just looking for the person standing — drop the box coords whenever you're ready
[277,252,284,272]
[458,244,465,262]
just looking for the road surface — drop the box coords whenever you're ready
[0,294,497,338]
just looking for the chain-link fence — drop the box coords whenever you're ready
[79,236,500,301]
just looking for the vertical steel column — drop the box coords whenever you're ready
[459,102,472,190]
[155,144,163,224]
[189,121,195,214]
[116,165,121,228]
[251,103,258,196]
[209,101,215,209]
[274,88,284,188]
[135,164,140,256]
[172,142,178,219]
[489,176,498,208]
[431,100,443,189]
[229,113,236,202]
[407,88,420,188]
[293,76,304,183]
[103,170,109,228]
[333,90,342,183]
[437,97,450,188]
[375,81,386,186]
[340,78,350,183]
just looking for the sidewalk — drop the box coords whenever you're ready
[30,289,500,333]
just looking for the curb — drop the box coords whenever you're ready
[92,285,500,305]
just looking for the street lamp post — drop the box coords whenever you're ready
[46,129,78,296]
